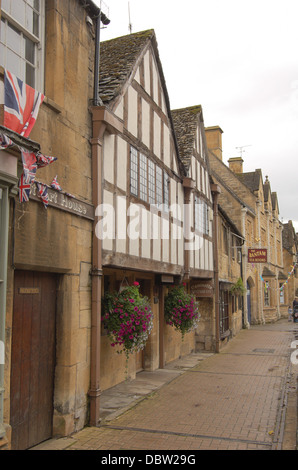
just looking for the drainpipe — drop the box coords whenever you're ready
[88,108,123,426]
[211,184,221,353]
[89,126,105,427]
[88,4,109,426]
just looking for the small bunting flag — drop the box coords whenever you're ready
[0,132,13,149]
[36,153,57,168]
[18,173,31,203]
[36,182,49,209]
[51,175,62,191]
[21,150,37,184]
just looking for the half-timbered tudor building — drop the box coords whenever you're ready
[95,35,218,392]
[171,106,215,350]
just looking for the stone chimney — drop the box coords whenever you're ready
[228,157,244,173]
[205,126,223,160]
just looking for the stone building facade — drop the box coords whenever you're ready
[282,220,298,314]
[206,126,286,326]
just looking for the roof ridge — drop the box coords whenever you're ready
[101,28,155,45]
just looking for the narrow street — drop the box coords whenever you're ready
[33,318,298,452]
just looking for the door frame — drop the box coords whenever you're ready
[10,270,57,450]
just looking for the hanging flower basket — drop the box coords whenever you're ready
[230,278,246,296]
[164,284,200,339]
[102,282,154,361]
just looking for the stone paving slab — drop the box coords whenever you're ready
[31,319,298,451]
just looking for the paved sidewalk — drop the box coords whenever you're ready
[32,319,298,451]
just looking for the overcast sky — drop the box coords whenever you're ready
[95,0,298,232]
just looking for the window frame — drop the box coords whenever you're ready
[194,194,209,235]
[0,0,45,92]
[130,145,170,210]
[264,282,270,307]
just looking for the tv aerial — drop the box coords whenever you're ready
[235,145,252,158]
[128,2,133,33]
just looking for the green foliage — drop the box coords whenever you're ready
[230,278,246,295]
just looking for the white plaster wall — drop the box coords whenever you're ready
[102,189,114,251]
[127,86,138,137]
[117,137,127,191]
[153,111,160,159]
[152,57,159,105]
[114,96,124,120]
[163,125,170,168]
[142,98,150,150]
[143,50,151,96]
[103,134,114,184]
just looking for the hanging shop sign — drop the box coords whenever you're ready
[248,248,267,263]
[191,280,214,298]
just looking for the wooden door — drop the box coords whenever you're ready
[10,271,57,450]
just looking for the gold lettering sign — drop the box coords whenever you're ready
[19,288,40,295]
[247,248,267,263]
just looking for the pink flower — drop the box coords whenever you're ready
[133,282,139,286]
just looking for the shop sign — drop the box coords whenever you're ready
[191,280,214,298]
[30,185,94,220]
[248,248,267,263]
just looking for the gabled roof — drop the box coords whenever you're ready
[99,30,155,104]
[218,205,244,241]
[283,220,297,252]
[171,106,202,170]
[98,29,186,177]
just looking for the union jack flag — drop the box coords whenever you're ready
[4,69,44,138]
[36,153,58,168]
[36,182,49,209]
[18,173,31,203]
[0,132,13,150]
[21,150,37,184]
[51,175,62,191]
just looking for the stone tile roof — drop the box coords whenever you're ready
[218,205,244,240]
[99,29,155,104]
[171,106,202,171]
[236,169,262,193]
[262,266,276,277]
